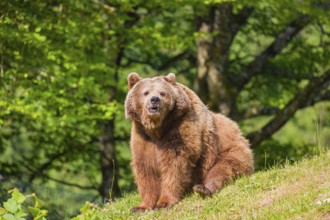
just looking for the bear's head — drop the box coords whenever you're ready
[124,73,191,131]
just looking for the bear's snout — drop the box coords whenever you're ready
[147,96,162,115]
[150,96,161,106]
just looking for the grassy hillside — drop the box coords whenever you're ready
[86,151,330,220]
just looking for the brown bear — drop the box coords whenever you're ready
[125,73,253,212]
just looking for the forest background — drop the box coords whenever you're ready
[1,0,330,219]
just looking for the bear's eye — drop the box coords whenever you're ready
[143,91,149,96]
[160,92,166,97]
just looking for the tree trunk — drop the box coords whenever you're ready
[195,4,238,117]
[97,1,125,201]
[99,119,121,202]
[98,48,124,201]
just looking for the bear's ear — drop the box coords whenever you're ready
[127,72,142,90]
[165,73,176,84]
[124,93,140,121]
[174,86,191,112]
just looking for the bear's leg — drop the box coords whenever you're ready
[131,169,161,212]
[131,173,160,212]
[154,153,193,209]
[197,148,253,195]
[201,161,233,194]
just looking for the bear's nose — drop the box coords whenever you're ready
[150,96,160,105]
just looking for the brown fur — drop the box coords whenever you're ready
[125,73,253,212]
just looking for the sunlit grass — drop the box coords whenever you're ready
[90,151,330,219]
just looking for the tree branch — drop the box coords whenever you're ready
[232,6,254,35]
[125,51,190,71]
[157,51,190,71]
[28,150,68,184]
[241,90,330,120]
[240,107,281,119]
[125,55,155,68]
[266,68,315,80]
[247,70,330,147]
[302,89,330,107]
[42,173,98,190]
[236,16,310,90]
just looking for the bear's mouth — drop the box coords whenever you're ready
[148,106,161,114]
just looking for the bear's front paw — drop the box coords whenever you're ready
[193,184,212,197]
[131,205,152,213]
[154,195,179,210]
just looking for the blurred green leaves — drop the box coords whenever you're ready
[0,0,128,205]
[0,0,330,218]
[0,189,47,220]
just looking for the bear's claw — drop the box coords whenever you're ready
[193,184,212,197]
[131,206,150,213]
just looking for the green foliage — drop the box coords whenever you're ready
[0,189,103,220]
[231,0,330,113]
[242,103,330,170]
[0,0,131,217]
[0,188,47,220]
[71,202,100,220]
[254,139,314,170]
[1,0,329,218]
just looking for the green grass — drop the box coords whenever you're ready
[87,150,330,220]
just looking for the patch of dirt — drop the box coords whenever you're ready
[321,212,330,220]
[256,167,330,209]
[257,180,303,208]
